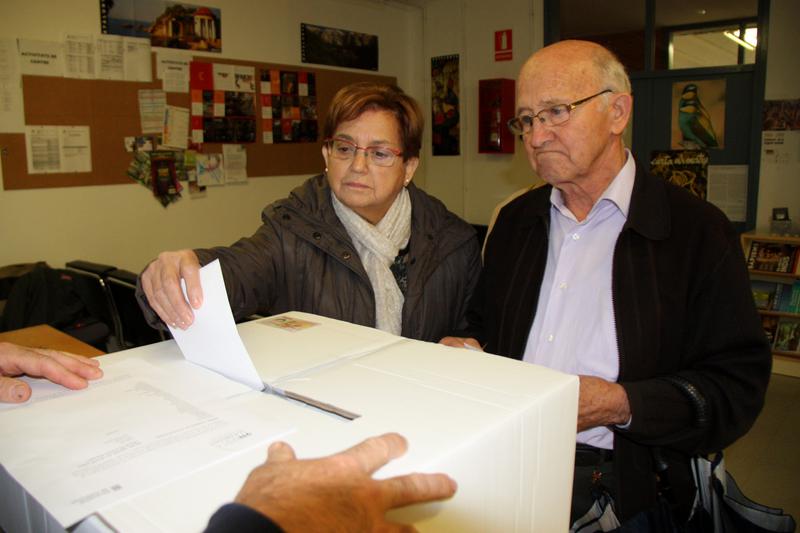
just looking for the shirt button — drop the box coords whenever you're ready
[572,233,580,240]
[342,251,351,260]
[312,232,321,240]
[558,282,567,289]
[547,334,554,342]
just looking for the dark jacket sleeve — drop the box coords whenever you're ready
[619,221,771,455]
[204,503,284,533]
[134,218,285,329]
[193,217,285,323]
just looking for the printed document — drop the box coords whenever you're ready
[0,357,293,527]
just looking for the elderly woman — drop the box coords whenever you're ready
[137,82,480,342]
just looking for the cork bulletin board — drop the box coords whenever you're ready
[0,55,394,190]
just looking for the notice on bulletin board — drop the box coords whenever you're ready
[707,164,748,223]
[25,125,92,174]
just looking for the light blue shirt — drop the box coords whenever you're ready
[522,151,636,450]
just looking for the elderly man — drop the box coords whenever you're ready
[444,40,770,528]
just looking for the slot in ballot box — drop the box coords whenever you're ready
[0,312,578,532]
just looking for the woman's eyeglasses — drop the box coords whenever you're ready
[325,138,403,167]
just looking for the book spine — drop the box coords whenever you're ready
[746,241,760,270]
[790,282,800,314]
[773,283,784,311]
[794,247,800,275]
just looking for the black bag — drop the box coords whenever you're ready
[690,451,796,532]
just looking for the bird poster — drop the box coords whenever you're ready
[671,79,726,150]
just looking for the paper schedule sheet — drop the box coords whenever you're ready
[0,357,292,527]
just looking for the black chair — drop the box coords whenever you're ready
[2,262,114,351]
[65,260,123,351]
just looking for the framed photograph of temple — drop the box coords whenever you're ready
[301,23,378,71]
[100,0,222,53]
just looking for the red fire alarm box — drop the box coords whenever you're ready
[479,78,515,154]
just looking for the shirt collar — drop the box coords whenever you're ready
[550,149,636,220]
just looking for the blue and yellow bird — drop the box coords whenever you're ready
[678,83,719,149]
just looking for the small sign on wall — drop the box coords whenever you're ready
[495,30,512,61]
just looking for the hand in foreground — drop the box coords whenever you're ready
[577,375,631,432]
[235,433,457,532]
[438,336,483,351]
[140,249,202,329]
[0,342,103,403]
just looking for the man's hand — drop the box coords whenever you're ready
[577,375,631,432]
[235,433,457,532]
[140,250,202,329]
[0,342,103,403]
[439,337,483,351]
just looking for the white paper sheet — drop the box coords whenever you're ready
[222,144,248,183]
[234,65,255,92]
[168,260,264,390]
[18,39,64,77]
[0,357,292,527]
[707,164,748,223]
[212,62,235,91]
[25,125,91,174]
[157,53,189,93]
[123,36,151,82]
[0,39,24,133]
[138,89,167,134]
[63,34,95,79]
[162,105,189,149]
[95,35,123,80]
[197,152,224,186]
[59,126,92,173]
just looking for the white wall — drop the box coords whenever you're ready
[755,0,800,231]
[0,0,423,272]
[421,0,545,224]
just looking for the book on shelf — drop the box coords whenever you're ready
[791,280,800,313]
[746,241,800,274]
[761,315,780,347]
[750,280,799,313]
[773,317,800,353]
[751,280,779,310]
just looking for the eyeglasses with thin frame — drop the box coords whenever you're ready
[507,89,613,136]
[324,138,403,167]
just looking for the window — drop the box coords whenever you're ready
[669,24,757,69]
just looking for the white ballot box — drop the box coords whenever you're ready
[0,312,578,532]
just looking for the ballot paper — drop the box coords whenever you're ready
[0,357,293,528]
[167,259,264,391]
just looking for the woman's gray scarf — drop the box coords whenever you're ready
[331,187,411,335]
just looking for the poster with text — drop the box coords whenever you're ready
[650,150,709,200]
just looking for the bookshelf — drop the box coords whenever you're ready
[741,232,800,376]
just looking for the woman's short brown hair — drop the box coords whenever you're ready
[324,82,423,160]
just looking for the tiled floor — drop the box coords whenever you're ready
[725,373,800,522]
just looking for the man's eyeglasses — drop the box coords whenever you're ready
[507,89,613,135]
[324,138,403,167]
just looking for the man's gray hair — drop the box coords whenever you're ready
[592,47,631,94]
